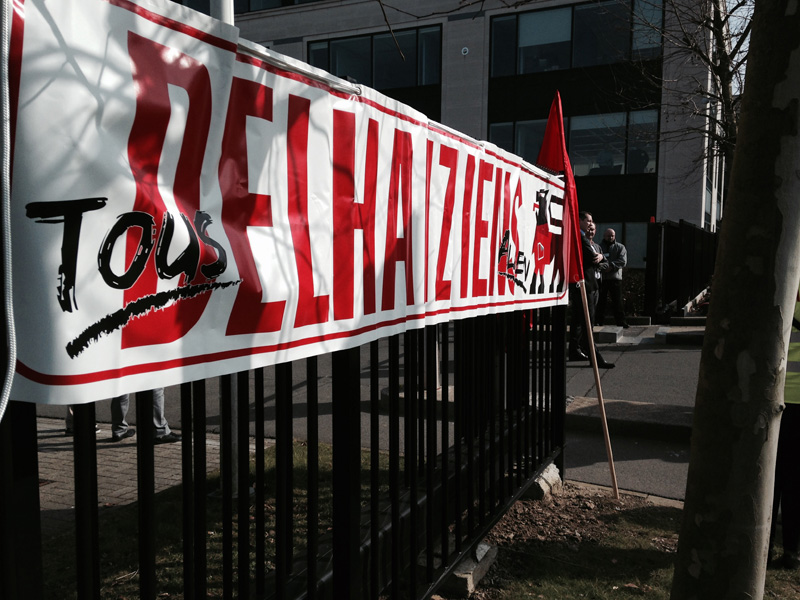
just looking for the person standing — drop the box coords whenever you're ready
[597,228,629,328]
[771,291,800,568]
[568,211,614,368]
[111,388,181,444]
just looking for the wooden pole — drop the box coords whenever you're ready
[578,281,619,500]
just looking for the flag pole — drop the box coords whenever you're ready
[578,281,619,500]
[535,90,618,499]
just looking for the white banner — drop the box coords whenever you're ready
[8,0,569,404]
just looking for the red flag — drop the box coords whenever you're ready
[536,92,583,284]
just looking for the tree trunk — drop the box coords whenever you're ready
[671,2,800,599]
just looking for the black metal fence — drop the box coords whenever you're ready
[644,220,718,319]
[0,307,566,600]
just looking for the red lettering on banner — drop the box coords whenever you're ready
[332,110,377,320]
[220,77,286,335]
[424,140,433,302]
[459,154,476,299]
[509,180,524,291]
[381,129,414,311]
[436,145,458,301]
[288,95,330,327]
[497,172,514,294]
[488,167,501,296]
[471,160,494,298]
[488,168,510,296]
[123,33,214,349]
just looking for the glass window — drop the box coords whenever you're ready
[181,0,211,12]
[308,41,329,71]
[374,31,417,90]
[418,27,441,86]
[518,8,572,74]
[233,0,327,12]
[489,123,514,154]
[633,0,663,58]
[627,110,658,173]
[491,16,518,77]
[515,119,549,164]
[573,1,631,68]
[624,222,647,268]
[329,37,372,86]
[569,113,627,176]
[248,0,283,9]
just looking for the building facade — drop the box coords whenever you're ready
[179,0,724,271]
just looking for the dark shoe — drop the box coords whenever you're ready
[597,359,615,369]
[621,323,630,329]
[65,424,100,436]
[568,349,589,361]
[154,432,182,445]
[112,428,136,442]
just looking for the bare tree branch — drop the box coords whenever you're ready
[376,0,405,61]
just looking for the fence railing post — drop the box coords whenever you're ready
[136,389,156,600]
[73,402,100,599]
[0,401,43,600]
[332,346,362,599]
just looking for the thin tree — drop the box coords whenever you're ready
[670,1,800,598]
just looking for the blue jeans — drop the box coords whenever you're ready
[111,388,170,438]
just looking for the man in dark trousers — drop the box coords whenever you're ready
[568,211,614,369]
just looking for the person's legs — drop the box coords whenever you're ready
[65,406,74,433]
[152,387,171,438]
[569,285,586,359]
[111,394,131,438]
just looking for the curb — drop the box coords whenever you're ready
[564,479,685,509]
[655,327,705,346]
[565,396,693,441]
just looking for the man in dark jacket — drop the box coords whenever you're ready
[568,211,614,368]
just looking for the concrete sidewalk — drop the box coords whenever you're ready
[563,322,704,500]
[566,322,704,439]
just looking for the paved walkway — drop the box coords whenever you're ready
[36,417,221,537]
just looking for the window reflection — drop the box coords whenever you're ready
[309,27,441,89]
[569,113,627,176]
[515,120,549,164]
[489,123,514,155]
[418,27,441,86]
[573,1,631,68]
[490,0,661,76]
[329,37,372,85]
[374,31,417,90]
[633,0,663,59]
[491,16,517,77]
[627,110,658,173]
[518,9,572,74]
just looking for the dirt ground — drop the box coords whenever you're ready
[449,482,679,599]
